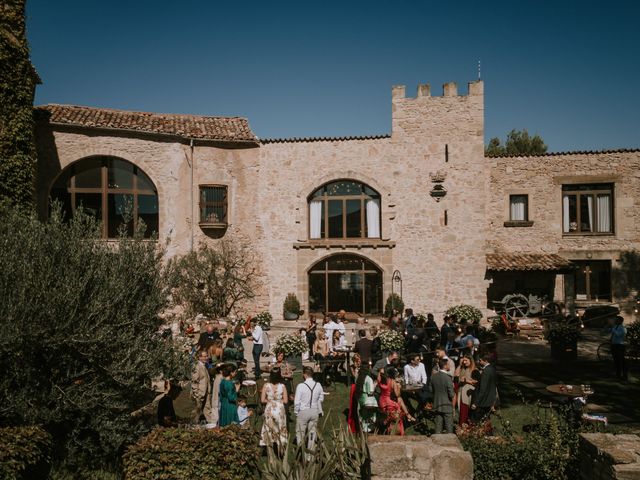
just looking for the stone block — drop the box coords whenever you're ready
[369,434,471,480]
[432,450,473,480]
[614,463,640,480]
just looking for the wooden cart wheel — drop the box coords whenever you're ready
[504,294,529,321]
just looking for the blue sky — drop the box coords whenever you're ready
[27,0,639,151]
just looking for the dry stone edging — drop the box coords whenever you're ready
[367,434,473,480]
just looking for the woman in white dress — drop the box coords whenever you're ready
[260,367,288,453]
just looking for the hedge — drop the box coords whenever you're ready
[123,426,260,479]
[0,426,52,480]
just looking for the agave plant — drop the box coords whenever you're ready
[261,421,368,480]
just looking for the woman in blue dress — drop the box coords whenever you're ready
[219,365,240,426]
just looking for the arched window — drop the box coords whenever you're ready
[308,180,381,239]
[308,254,383,315]
[50,156,159,238]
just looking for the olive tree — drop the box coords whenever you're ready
[0,205,188,471]
[168,238,262,319]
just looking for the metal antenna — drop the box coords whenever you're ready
[478,60,481,80]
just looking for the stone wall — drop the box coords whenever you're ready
[34,80,640,321]
[488,151,640,307]
[367,434,473,480]
[579,433,640,480]
[258,81,487,317]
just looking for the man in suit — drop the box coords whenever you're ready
[430,357,454,433]
[372,351,398,376]
[197,321,220,349]
[354,329,373,365]
[440,316,453,348]
[191,349,211,424]
[471,353,498,424]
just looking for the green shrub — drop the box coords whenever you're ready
[0,0,38,209]
[490,315,506,335]
[384,293,404,317]
[123,426,260,480]
[0,206,188,470]
[548,322,580,344]
[0,426,51,480]
[461,411,580,480]
[283,292,301,315]
[627,319,640,352]
[446,304,483,323]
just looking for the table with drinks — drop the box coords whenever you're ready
[545,384,594,397]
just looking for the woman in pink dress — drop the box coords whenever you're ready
[377,369,413,435]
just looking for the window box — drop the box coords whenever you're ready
[503,220,534,228]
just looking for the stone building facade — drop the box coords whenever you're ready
[34,80,640,319]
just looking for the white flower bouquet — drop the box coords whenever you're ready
[254,311,272,329]
[445,304,483,324]
[273,333,308,357]
[378,330,404,353]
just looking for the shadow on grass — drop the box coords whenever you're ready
[498,360,639,425]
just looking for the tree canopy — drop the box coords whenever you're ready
[0,205,188,471]
[0,0,38,208]
[485,129,548,156]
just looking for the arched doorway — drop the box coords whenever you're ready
[49,156,159,238]
[308,254,383,315]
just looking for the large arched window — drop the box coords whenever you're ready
[308,254,383,315]
[50,156,159,238]
[308,180,381,239]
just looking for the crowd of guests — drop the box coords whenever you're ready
[157,308,499,457]
[162,318,325,455]
[342,312,499,436]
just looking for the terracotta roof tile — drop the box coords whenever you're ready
[486,253,575,272]
[261,134,390,144]
[486,148,640,158]
[34,104,258,143]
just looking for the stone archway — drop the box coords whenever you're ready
[308,253,383,315]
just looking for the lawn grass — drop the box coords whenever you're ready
[173,354,639,442]
[500,360,640,425]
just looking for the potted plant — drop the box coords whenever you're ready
[384,293,404,318]
[273,333,308,369]
[548,322,579,361]
[283,293,301,321]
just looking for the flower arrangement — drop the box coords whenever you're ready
[446,304,483,324]
[378,330,405,353]
[273,333,308,357]
[254,311,272,329]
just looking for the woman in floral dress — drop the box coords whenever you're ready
[259,368,288,453]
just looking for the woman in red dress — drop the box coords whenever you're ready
[377,369,413,435]
[347,354,362,432]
